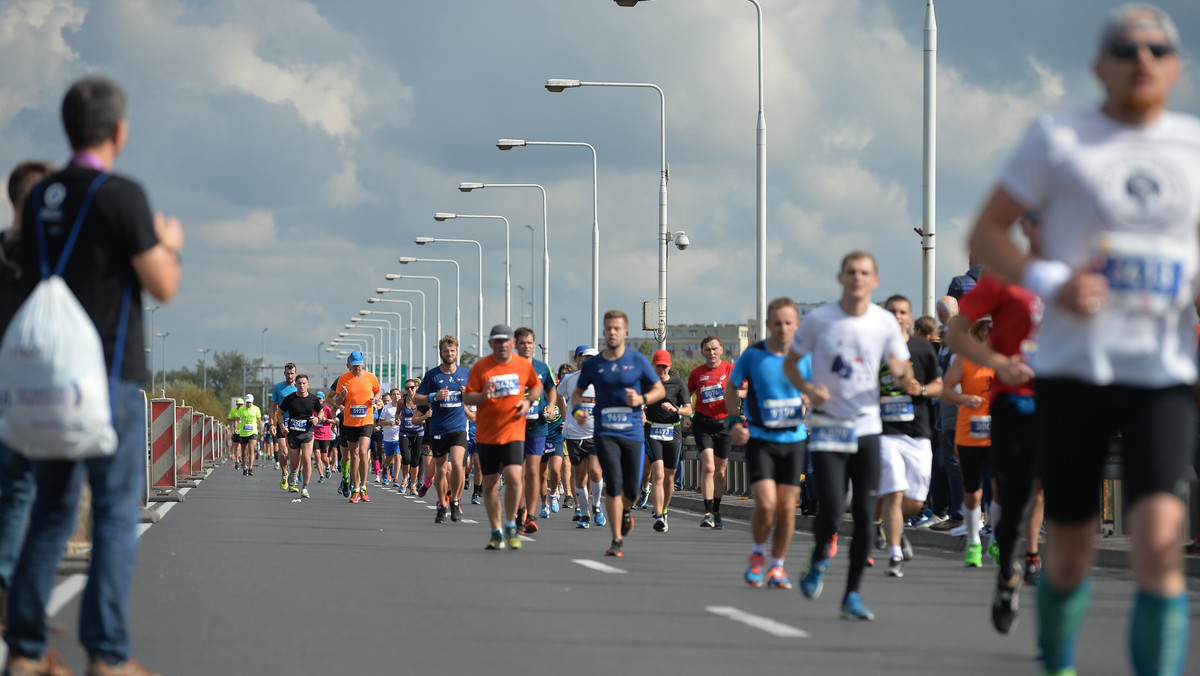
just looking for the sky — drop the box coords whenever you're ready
[1,0,1197,377]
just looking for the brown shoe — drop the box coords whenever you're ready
[930,518,962,532]
[4,649,74,676]
[84,658,161,676]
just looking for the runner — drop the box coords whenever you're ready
[734,297,810,589]
[228,397,249,474]
[558,346,604,529]
[514,327,558,533]
[279,374,324,499]
[234,395,262,476]
[329,350,382,503]
[785,251,914,621]
[397,379,427,495]
[875,294,943,579]
[313,391,334,483]
[415,336,470,523]
[540,398,566,517]
[967,7,1196,672]
[573,310,665,557]
[642,350,691,533]
[270,363,298,489]
[463,324,542,550]
[378,391,400,488]
[555,362,577,511]
[687,337,737,528]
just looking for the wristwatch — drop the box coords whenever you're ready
[920,385,927,397]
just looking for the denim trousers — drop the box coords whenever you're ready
[0,440,35,589]
[5,381,145,663]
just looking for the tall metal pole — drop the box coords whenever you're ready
[921,0,938,318]
[750,0,767,341]
[524,224,535,329]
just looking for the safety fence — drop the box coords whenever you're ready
[143,393,232,518]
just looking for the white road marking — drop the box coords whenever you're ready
[518,534,535,542]
[427,505,438,510]
[705,606,810,638]
[414,500,426,504]
[572,559,626,574]
[154,502,177,518]
[179,487,191,495]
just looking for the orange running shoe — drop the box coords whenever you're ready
[349,490,360,504]
[745,553,767,587]
[360,489,370,503]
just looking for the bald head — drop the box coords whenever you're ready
[936,296,959,325]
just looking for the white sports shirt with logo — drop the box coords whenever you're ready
[999,108,1200,387]
[790,302,910,436]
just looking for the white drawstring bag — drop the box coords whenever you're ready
[0,173,124,459]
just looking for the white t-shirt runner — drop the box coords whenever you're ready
[1000,108,1200,387]
[557,370,594,440]
[790,302,911,438]
[379,403,400,442]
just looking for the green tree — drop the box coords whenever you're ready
[459,351,478,368]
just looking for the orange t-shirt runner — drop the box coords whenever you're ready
[954,358,994,448]
[465,355,541,445]
[336,370,381,427]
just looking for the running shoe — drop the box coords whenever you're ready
[325,468,332,479]
[549,495,560,513]
[713,513,724,530]
[799,551,830,600]
[359,489,370,503]
[516,507,526,526]
[435,505,447,523]
[593,506,606,527]
[301,487,310,499]
[572,507,582,522]
[539,503,550,519]
[382,477,391,487]
[829,533,839,559]
[653,515,668,533]
[874,518,886,550]
[576,513,591,529]
[280,476,289,491]
[1024,553,1042,586]
[964,543,983,568]
[840,592,875,621]
[374,473,381,484]
[980,522,993,537]
[766,566,792,590]
[417,481,430,498]
[562,494,575,509]
[621,511,634,537]
[242,469,247,476]
[634,490,650,510]
[504,525,522,550]
[486,530,504,550]
[317,475,325,484]
[349,490,360,504]
[930,517,962,532]
[887,556,904,578]
[289,483,300,493]
[247,469,253,476]
[523,516,539,534]
[918,513,947,529]
[901,533,914,562]
[470,493,481,505]
[988,540,1002,566]
[604,539,623,557]
[450,501,461,523]
[700,512,715,528]
[745,553,767,587]
[275,462,280,470]
[991,581,1019,634]
[337,478,346,496]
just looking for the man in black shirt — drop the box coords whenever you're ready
[642,350,691,533]
[280,375,325,499]
[4,76,183,676]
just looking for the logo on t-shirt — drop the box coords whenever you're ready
[1098,155,1188,230]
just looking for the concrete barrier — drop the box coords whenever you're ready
[175,406,197,488]
[190,410,204,477]
[149,398,182,502]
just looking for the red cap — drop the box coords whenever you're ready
[652,349,672,366]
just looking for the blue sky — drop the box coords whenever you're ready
[1,0,1197,373]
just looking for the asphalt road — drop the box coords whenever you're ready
[27,464,1200,675]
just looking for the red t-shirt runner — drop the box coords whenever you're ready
[958,272,1042,398]
[687,360,735,419]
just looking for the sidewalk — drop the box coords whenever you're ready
[666,490,1200,578]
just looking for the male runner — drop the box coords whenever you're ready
[573,310,665,557]
[559,346,604,529]
[235,396,261,475]
[968,7,1196,672]
[280,374,324,498]
[514,327,558,533]
[330,350,381,503]
[876,294,943,578]
[785,251,913,621]
[463,324,542,550]
[228,397,250,474]
[270,363,298,489]
[415,336,470,523]
[734,298,810,589]
[687,337,736,528]
[642,350,691,533]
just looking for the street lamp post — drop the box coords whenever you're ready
[459,182,550,363]
[524,224,535,327]
[197,348,210,393]
[384,274,442,349]
[353,318,395,382]
[415,237,483,361]
[317,341,324,365]
[145,305,159,390]
[435,213,511,325]
[373,290,426,373]
[368,298,417,376]
[561,317,569,359]
[337,333,375,371]
[156,332,170,394]
[361,310,405,381]
[343,326,382,373]
[498,139,599,349]
[546,79,669,349]
[399,257,460,344]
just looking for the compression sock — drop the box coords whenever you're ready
[574,487,589,511]
[713,497,722,513]
[1037,577,1092,673]
[1130,589,1189,676]
[752,542,766,557]
[589,481,603,509]
[889,545,903,559]
[966,506,982,545]
[341,461,350,479]
[703,499,713,513]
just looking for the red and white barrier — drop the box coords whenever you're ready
[149,398,177,494]
[190,411,203,476]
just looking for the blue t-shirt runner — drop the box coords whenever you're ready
[417,364,470,438]
[577,349,659,442]
[732,342,811,443]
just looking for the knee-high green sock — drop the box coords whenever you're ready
[1038,577,1092,672]
[1130,590,1189,676]
[341,460,350,479]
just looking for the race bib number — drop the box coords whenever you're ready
[808,414,857,453]
[580,402,594,415]
[288,419,308,432]
[489,374,521,398]
[349,405,368,418]
[969,415,991,440]
[880,394,915,422]
[761,397,804,429]
[700,384,724,404]
[1098,233,1184,315]
[242,423,254,433]
[525,397,541,420]
[649,422,674,441]
[401,416,413,427]
[438,390,463,408]
[601,406,634,430]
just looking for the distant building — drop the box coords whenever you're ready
[747,301,829,342]
[634,302,832,358]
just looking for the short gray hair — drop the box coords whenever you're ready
[1099,4,1181,58]
[935,296,958,323]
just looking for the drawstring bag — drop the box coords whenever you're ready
[0,173,131,459]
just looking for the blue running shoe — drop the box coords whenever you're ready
[840,592,875,621]
[593,506,606,527]
[549,495,560,513]
[800,551,830,600]
[539,503,550,519]
[745,553,767,587]
[576,514,591,529]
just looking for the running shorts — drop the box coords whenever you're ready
[878,434,932,501]
[746,437,806,487]
[478,440,523,475]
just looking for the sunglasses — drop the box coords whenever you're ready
[1108,41,1175,60]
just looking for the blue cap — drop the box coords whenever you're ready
[349,350,365,366]
[573,344,591,357]
[316,391,325,399]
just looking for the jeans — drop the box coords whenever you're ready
[0,440,36,590]
[5,381,145,663]
[932,427,964,520]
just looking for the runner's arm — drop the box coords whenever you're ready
[943,313,1034,387]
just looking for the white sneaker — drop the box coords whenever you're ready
[918,514,948,529]
[374,473,381,484]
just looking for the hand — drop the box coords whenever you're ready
[730,422,749,446]
[1056,270,1108,317]
[154,213,184,253]
[963,394,985,409]
[340,386,348,396]
[514,398,532,420]
[661,401,676,414]
[623,388,642,407]
[437,387,451,402]
[484,380,495,400]
[573,407,589,426]
[806,383,831,409]
[902,377,923,397]
[995,354,1035,387]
